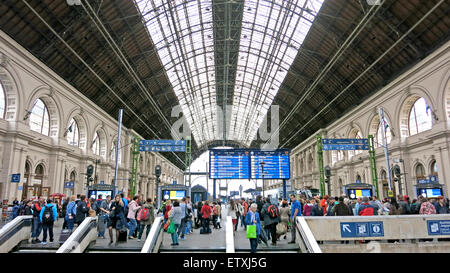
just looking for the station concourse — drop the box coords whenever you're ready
[0,0,449,254]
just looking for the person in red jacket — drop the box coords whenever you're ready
[320,195,329,216]
[200,201,212,234]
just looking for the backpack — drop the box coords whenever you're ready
[359,204,374,216]
[138,207,150,221]
[42,206,54,224]
[268,205,279,219]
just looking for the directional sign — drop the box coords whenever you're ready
[340,222,384,238]
[323,138,369,145]
[11,173,21,183]
[64,181,75,189]
[427,220,450,235]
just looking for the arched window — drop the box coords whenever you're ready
[376,118,392,148]
[430,161,438,177]
[356,174,362,183]
[110,141,122,164]
[29,99,50,136]
[70,171,76,181]
[0,80,5,119]
[66,118,80,147]
[35,164,44,184]
[409,97,432,136]
[92,132,101,155]
[415,163,426,179]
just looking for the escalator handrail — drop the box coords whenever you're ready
[225,216,235,253]
[141,216,164,253]
[0,216,33,249]
[295,216,322,253]
[56,217,97,253]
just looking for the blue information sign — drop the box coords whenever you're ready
[64,181,75,189]
[139,139,186,152]
[251,149,290,179]
[11,173,21,183]
[209,149,251,179]
[322,139,369,151]
[427,220,450,235]
[340,222,384,238]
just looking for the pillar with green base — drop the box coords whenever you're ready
[185,136,192,187]
[316,135,326,197]
[129,136,140,198]
[368,135,379,199]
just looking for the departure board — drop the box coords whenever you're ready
[251,150,290,179]
[209,149,290,179]
[209,149,250,179]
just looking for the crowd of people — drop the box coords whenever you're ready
[7,192,450,252]
[9,193,156,245]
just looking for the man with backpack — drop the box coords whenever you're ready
[39,199,57,245]
[261,199,280,246]
[358,197,378,216]
[137,198,155,241]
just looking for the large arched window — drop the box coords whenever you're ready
[92,132,101,156]
[35,164,45,184]
[415,163,426,179]
[0,80,5,119]
[66,118,80,147]
[409,97,432,136]
[376,118,392,148]
[110,141,122,164]
[29,99,50,136]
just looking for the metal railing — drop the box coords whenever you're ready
[295,216,322,253]
[141,216,164,253]
[0,216,33,253]
[57,217,97,253]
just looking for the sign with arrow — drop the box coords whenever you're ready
[340,222,384,238]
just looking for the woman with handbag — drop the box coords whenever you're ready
[108,194,125,244]
[168,201,182,246]
[244,203,262,253]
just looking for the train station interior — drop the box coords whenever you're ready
[0,0,449,256]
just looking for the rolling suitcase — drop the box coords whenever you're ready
[118,230,128,242]
[59,229,72,244]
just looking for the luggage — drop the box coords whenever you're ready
[59,229,72,244]
[118,230,128,242]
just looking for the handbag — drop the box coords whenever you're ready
[167,221,176,234]
[164,219,171,231]
[276,222,287,235]
[246,225,257,239]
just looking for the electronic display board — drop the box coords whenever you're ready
[251,149,290,179]
[209,149,250,179]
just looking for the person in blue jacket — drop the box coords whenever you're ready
[65,195,77,231]
[39,199,58,245]
[245,203,262,253]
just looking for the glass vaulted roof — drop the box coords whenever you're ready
[136,0,324,147]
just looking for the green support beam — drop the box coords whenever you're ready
[129,136,140,198]
[185,136,192,187]
[316,135,326,196]
[368,135,379,199]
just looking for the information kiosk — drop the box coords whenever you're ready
[415,176,445,198]
[344,183,375,199]
[87,184,115,200]
[157,184,190,209]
